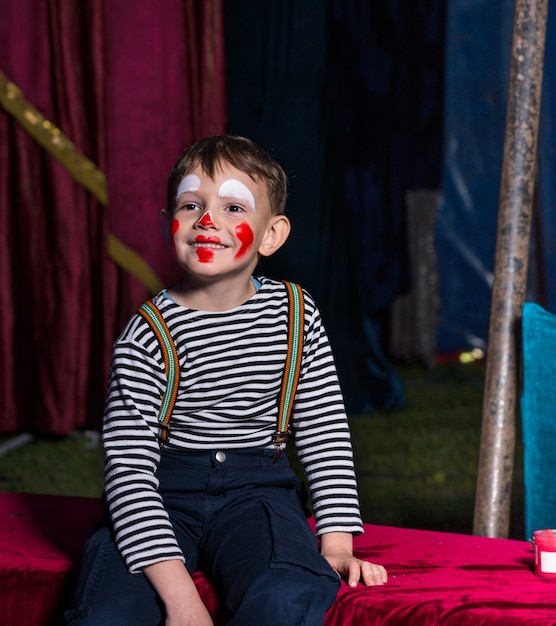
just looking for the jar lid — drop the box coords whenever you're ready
[534,529,556,541]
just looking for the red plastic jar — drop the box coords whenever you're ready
[533,529,556,578]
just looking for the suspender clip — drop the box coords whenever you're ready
[272,429,291,463]
[158,423,171,448]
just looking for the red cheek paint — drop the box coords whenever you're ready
[199,211,215,227]
[196,248,214,263]
[171,219,180,255]
[235,222,254,259]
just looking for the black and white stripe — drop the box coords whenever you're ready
[103,276,363,573]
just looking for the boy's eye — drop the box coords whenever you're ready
[178,202,200,212]
[226,204,244,213]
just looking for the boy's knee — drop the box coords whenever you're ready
[228,567,339,626]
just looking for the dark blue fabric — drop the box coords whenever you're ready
[325,0,445,312]
[65,449,340,625]
[224,1,444,412]
[521,302,556,540]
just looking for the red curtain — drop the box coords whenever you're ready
[0,0,226,434]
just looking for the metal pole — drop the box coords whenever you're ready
[473,0,548,538]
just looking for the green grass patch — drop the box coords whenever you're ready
[348,362,524,538]
[0,432,104,497]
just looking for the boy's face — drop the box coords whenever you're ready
[165,163,288,282]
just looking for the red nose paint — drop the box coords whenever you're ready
[171,219,180,254]
[196,248,214,263]
[235,222,254,259]
[199,211,215,227]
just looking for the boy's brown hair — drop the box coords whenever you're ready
[167,135,288,216]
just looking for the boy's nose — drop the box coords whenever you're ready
[197,210,217,228]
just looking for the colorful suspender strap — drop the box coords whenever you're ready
[137,301,180,448]
[272,281,305,461]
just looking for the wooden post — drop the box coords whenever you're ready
[473,0,548,538]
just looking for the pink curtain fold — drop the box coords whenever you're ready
[0,0,226,434]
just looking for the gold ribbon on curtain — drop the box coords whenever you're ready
[0,70,164,295]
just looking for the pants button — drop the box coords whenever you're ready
[215,451,227,463]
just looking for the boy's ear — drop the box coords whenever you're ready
[258,215,291,257]
[160,208,171,247]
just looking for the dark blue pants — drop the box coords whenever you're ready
[65,449,340,625]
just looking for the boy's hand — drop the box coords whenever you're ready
[323,550,387,587]
[320,531,387,587]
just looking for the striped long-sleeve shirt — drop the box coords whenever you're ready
[103,276,364,573]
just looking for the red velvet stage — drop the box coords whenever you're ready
[2,492,556,625]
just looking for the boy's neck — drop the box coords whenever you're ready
[168,275,257,312]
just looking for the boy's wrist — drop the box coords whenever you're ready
[319,531,354,556]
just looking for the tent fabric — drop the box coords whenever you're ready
[0,0,226,434]
[437,0,556,352]
[0,1,116,433]
[439,1,556,353]
[224,0,445,412]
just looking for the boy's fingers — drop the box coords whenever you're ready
[355,561,388,587]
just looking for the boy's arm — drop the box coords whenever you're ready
[143,560,214,626]
[320,531,387,587]
[103,336,185,574]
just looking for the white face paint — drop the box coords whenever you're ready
[218,179,256,211]
[175,174,201,201]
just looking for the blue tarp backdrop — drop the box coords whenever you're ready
[438,0,556,353]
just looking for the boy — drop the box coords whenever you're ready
[66,135,386,626]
